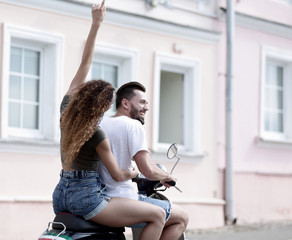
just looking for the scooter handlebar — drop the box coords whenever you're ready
[165,180,176,186]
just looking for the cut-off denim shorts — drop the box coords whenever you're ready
[129,194,172,228]
[52,170,110,220]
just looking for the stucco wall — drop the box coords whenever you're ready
[0,1,223,238]
[216,1,292,224]
[1,0,292,239]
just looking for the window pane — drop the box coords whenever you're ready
[264,111,270,131]
[92,62,102,79]
[265,86,270,108]
[23,104,39,129]
[276,66,283,86]
[9,75,21,99]
[265,88,283,109]
[265,62,284,134]
[10,47,22,72]
[270,112,283,132]
[104,64,118,88]
[24,77,39,102]
[265,111,283,133]
[92,62,118,114]
[266,63,283,86]
[92,62,118,88]
[159,71,184,145]
[276,89,283,109]
[8,102,21,127]
[24,49,40,76]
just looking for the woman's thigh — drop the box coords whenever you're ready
[90,197,166,227]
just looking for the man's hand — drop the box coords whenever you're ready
[160,175,177,188]
[134,150,179,187]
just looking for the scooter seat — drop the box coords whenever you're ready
[53,212,125,233]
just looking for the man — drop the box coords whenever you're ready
[99,81,189,240]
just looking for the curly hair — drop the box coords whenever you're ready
[60,80,115,168]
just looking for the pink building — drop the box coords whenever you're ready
[0,0,291,239]
[218,0,292,224]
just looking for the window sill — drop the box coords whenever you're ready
[151,148,207,161]
[0,138,59,155]
[0,195,52,203]
[173,198,225,206]
[256,136,292,149]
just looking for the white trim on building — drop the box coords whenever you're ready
[260,45,292,144]
[1,24,63,153]
[152,52,204,156]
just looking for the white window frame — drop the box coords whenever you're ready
[8,42,43,138]
[91,59,121,87]
[1,24,63,145]
[90,43,138,86]
[89,43,139,115]
[260,46,292,144]
[153,53,201,155]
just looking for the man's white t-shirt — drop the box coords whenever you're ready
[99,116,149,200]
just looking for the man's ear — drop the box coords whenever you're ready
[121,98,129,109]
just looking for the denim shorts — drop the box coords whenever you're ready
[129,194,172,228]
[52,170,110,220]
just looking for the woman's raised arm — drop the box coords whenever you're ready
[66,0,106,96]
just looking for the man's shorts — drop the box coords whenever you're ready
[128,194,172,228]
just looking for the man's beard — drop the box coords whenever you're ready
[130,106,145,125]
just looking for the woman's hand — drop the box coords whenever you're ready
[128,167,139,179]
[97,139,139,182]
[118,167,139,181]
[92,0,106,26]
[65,0,106,96]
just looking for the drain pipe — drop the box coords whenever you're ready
[225,0,236,225]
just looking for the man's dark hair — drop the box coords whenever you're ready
[116,81,146,109]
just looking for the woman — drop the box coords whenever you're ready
[52,1,166,239]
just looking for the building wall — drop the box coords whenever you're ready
[230,0,292,25]
[0,0,222,239]
[217,0,292,224]
[0,0,292,239]
[234,172,292,223]
[232,26,292,223]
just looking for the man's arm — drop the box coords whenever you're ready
[66,0,106,96]
[134,150,176,183]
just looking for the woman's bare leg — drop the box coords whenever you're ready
[90,197,166,240]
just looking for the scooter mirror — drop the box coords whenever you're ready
[167,143,178,159]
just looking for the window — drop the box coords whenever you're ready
[1,25,63,144]
[260,46,292,143]
[90,43,138,115]
[153,53,201,155]
[159,71,184,145]
[92,62,118,88]
[91,60,119,114]
[264,62,284,133]
[9,46,41,131]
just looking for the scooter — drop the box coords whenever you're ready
[39,143,184,240]
[38,212,126,240]
[131,143,186,240]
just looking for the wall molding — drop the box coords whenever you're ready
[1,0,221,43]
